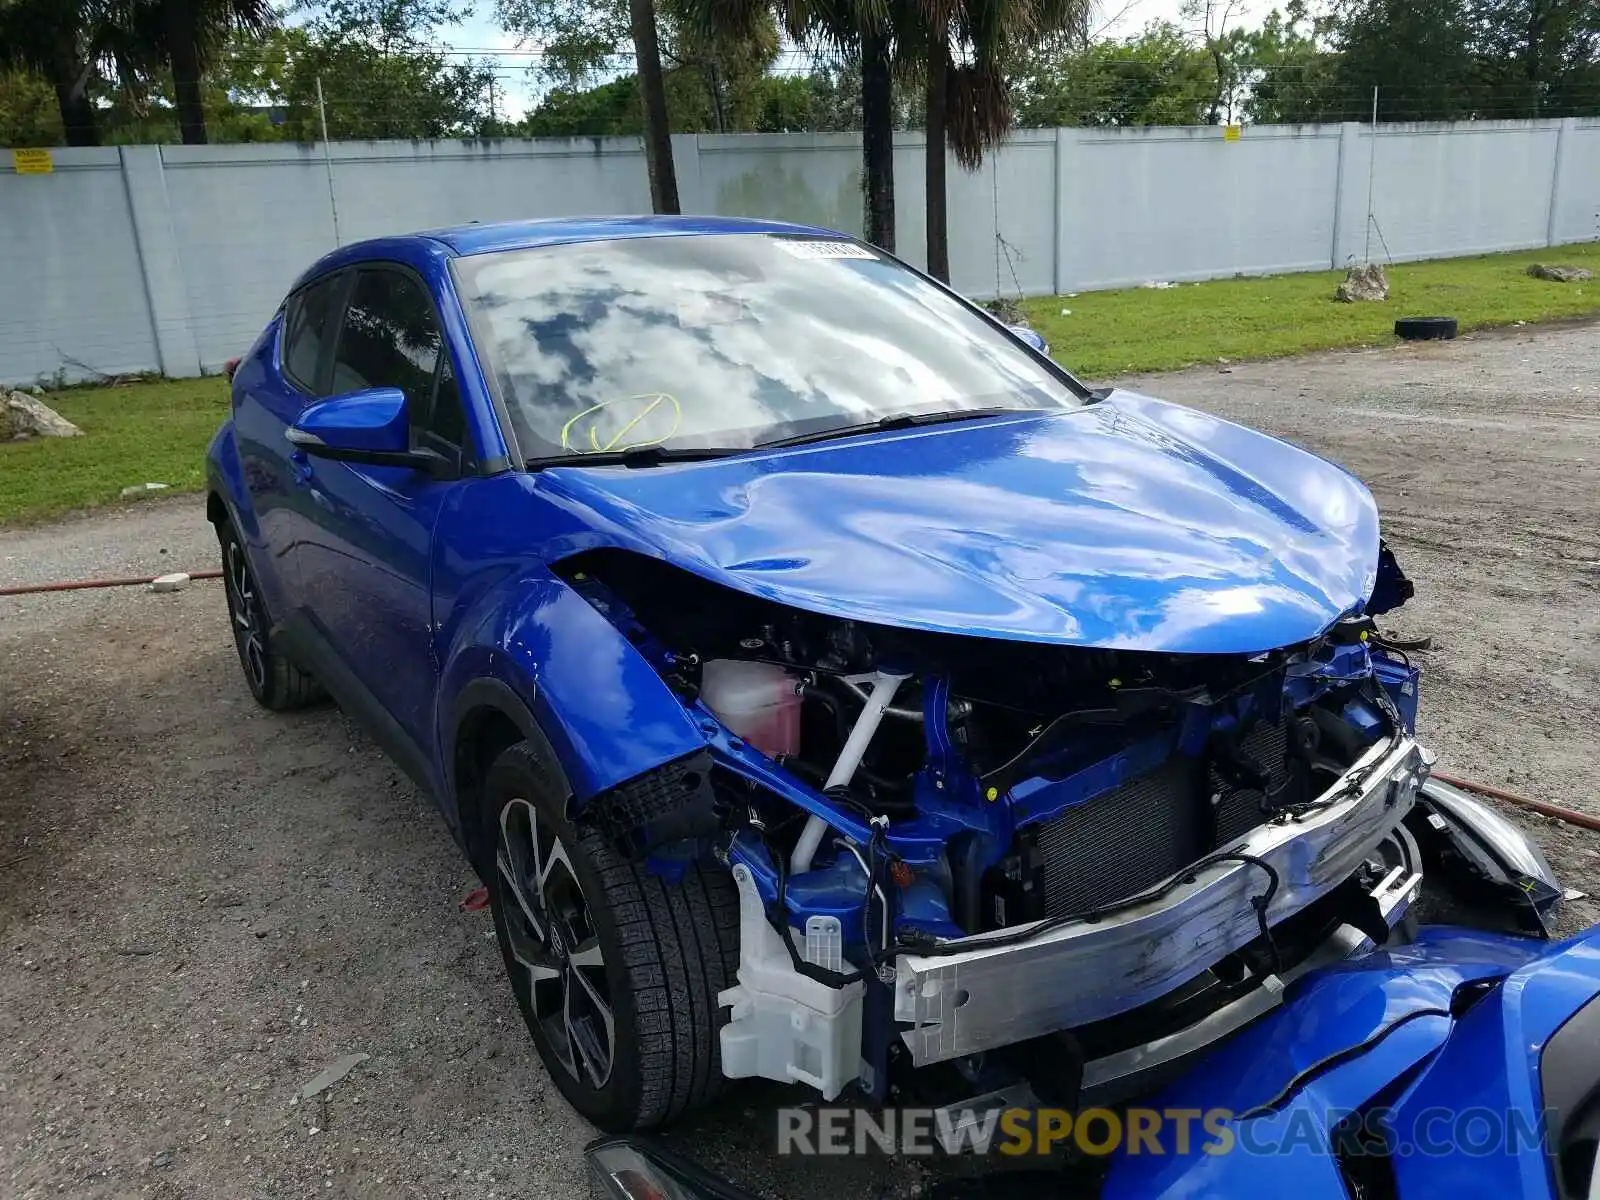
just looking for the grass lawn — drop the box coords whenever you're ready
[1,242,1596,526]
[1021,241,1600,379]
[0,376,228,526]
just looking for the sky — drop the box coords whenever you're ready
[445,0,1260,120]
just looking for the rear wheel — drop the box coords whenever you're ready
[216,521,323,711]
[484,742,740,1130]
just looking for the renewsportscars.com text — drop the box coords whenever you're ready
[775,1105,1549,1158]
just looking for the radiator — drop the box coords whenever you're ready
[1034,718,1301,919]
[1035,757,1205,918]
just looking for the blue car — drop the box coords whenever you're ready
[206,216,1564,1135]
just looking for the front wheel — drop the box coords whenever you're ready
[483,742,740,1130]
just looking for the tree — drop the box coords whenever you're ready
[500,0,666,210]
[1238,1,1341,124]
[1012,23,1217,126]
[1181,0,1250,123]
[0,66,63,145]
[134,0,272,143]
[1471,0,1600,116]
[500,0,784,209]
[0,0,138,145]
[765,0,903,250]
[1330,0,1479,120]
[517,61,899,135]
[628,0,679,209]
[523,75,645,135]
[260,3,494,139]
[912,0,1092,281]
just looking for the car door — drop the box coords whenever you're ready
[233,269,348,621]
[293,263,471,760]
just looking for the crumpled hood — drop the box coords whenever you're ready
[537,391,1382,655]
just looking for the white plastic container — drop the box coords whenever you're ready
[700,660,802,757]
[719,865,864,1100]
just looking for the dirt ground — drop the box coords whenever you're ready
[3,320,1598,1200]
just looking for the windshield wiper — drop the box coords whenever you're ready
[757,406,1029,450]
[526,445,740,470]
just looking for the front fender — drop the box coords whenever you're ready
[438,569,709,802]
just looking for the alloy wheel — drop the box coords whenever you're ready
[495,798,616,1089]
[224,540,267,694]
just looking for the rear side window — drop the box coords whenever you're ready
[330,268,441,407]
[281,274,344,393]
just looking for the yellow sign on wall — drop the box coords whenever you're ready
[1223,125,1243,142]
[12,148,53,174]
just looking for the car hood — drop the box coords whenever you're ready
[536,391,1382,655]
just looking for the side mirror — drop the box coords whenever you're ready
[287,387,453,478]
[1008,324,1050,356]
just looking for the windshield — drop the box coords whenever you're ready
[451,233,1086,461]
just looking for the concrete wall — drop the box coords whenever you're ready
[2,117,1596,385]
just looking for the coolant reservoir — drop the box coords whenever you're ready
[700,660,801,757]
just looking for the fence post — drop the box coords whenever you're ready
[1546,117,1577,247]
[1329,122,1354,270]
[118,145,202,379]
[670,133,703,214]
[1053,127,1070,296]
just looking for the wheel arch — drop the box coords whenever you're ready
[206,490,230,528]
[437,570,711,812]
[448,678,572,874]
[204,418,258,541]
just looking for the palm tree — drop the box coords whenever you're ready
[0,0,123,145]
[631,0,680,211]
[768,0,901,250]
[917,0,1091,282]
[137,0,272,144]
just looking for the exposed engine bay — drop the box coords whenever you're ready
[556,543,1554,1110]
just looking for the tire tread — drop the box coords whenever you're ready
[488,743,739,1130]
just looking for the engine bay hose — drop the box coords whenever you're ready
[1430,770,1600,834]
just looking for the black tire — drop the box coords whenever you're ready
[216,520,324,711]
[1394,316,1458,341]
[484,742,740,1131]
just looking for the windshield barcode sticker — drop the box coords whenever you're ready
[773,239,877,261]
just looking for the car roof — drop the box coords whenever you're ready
[422,214,847,257]
[287,215,855,296]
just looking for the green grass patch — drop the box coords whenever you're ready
[0,376,229,525]
[2,243,1596,527]
[1021,242,1600,379]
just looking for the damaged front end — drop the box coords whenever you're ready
[558,542,1557,1110]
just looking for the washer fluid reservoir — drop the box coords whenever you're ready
[700,660,802,758]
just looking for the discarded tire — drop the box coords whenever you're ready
[1394,316,1458,341]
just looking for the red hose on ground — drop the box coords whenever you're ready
[0,570,222,597]
[1431,769,1600,834]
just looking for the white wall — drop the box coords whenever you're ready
[0,148,158,384]
[1549,119,1600,245]
[1058,124,1344,290]
[1,118,1595,385]
[1361,121,1563,261]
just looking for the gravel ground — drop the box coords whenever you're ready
[3,320,1598,1200]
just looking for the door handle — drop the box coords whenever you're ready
[289,450,314,486]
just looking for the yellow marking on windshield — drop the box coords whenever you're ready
[559,393,682,454]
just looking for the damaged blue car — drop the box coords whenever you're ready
[205,216,1564,1134]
